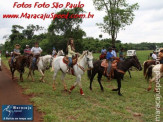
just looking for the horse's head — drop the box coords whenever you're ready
[131,55,142,71]
[84,51,94,69]
[58,50,65,56]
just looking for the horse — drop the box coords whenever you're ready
[87,56,142,96]
[99,53,106,60]
[5,53,10,58]
[145,64,163,91]
[8,55,28,81]
[51,50,65,71]
[52,51,93,95]
[143,60,156,77]
[27,55,53,82]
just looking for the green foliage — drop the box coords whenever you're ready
[93,0,139,46]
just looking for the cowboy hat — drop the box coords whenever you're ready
[15,44,21,48]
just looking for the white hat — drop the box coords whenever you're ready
[26,45,29,47]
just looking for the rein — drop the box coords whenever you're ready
[77,54,92,72]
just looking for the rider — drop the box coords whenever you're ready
[158,48,163,64]
[106,47,118,76]
[151,51,157,60]
[101,47,106,54]
[24,45,31,56]
[12,44,21,65]
[31,42,42,69]
[111,46,117,57]
[52,47,57,57]
[119,48,125,61]
[67,38,76,73]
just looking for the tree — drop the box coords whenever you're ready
[48,8,86,39]
[93,0,139,46]
[23,24,44,40]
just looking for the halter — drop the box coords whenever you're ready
[132,57,141,70]
[77,53,93,72]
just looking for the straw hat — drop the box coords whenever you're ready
[15,44,21,48]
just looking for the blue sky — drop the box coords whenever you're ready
[0,0,163,44]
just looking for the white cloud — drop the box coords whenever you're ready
[0,0,163,44]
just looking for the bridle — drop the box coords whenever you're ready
[132,57,141,70]
[77,53,93,72]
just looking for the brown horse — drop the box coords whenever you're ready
[8,55,28,81]
[143,60,156,76]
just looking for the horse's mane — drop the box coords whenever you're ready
[78,51,87,63]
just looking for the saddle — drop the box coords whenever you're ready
[63,55,78,66]
[101,59,119,79]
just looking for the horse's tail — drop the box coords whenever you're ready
[87,69,92,80]
[145,65,154,81]
[143,61,148,76]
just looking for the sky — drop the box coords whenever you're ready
[0,0,163,44]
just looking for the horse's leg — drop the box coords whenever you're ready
[69,76,79,94]
[117,78,122,96]
[39,69,45,82]
[53,70,59,91]
[20,72,23,82]
[147,76,155,91]
[12,69,15,80]
[90,71,96,90]
[128,70,132,78]
[112,78,122,95]
[61,72,67,91]
[97,73,104,91]
[77,75,84,96]
[29,69,34,82]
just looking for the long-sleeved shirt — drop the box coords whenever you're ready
[111,50,116,57]
[106,52,113,61]
[68,45,76,58]
[101,49,106,54]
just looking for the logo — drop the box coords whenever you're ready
[2,105,33,121]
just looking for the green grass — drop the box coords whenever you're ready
[2,50,163,122]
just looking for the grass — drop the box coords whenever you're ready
[2,50,163,122]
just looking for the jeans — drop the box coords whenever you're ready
[68,57,72,67]
[107,61,112,74]
[160,59,163,64]
[11,56,15,64]
[32,57,37,69]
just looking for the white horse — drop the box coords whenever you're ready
[146,64,163,91]
[28,55,53,82]
[51,50,65,71]
[52,51,93,95]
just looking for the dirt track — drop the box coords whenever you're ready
[0,63,43,122]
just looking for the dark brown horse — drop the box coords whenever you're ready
[87,56,142,96]
[143,60,156,77]
[5,53,10,58]
[8,55,28,81]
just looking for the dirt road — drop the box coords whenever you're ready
[0,63,43,122]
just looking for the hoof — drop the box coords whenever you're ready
[101,89,104,92]
[118,93,123,96]
[147,88,151,91]
[53,86,56,91]
[64,89,68,92]
[112,89,118,91]
[81,93,85,96]
[69,90,72,94]
[89,87,92,91]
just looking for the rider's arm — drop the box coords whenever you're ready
[68,45,76,55]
